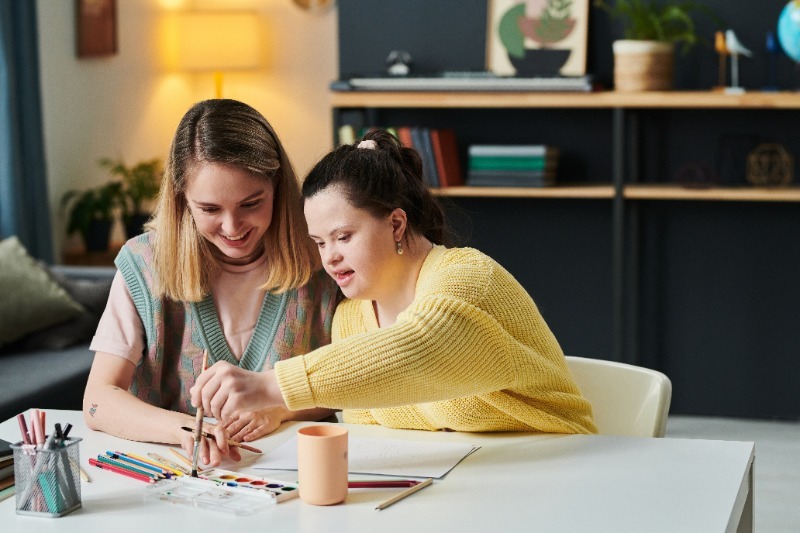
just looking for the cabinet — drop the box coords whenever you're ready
[331,90,800,419]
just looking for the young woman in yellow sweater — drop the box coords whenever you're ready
[191,129,596,436]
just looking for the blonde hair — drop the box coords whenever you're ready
[149,99,318,301]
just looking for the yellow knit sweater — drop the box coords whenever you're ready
[275,246,596,434]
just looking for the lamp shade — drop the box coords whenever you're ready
[174,12,260,71]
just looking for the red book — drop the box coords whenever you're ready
[396,126,413,148]
[430,128,463,187]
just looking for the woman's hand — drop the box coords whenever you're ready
[190,361,285,422]
[177,423,242,467]
[222,406,290,442]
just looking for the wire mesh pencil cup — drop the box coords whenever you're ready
[11,438,82,517]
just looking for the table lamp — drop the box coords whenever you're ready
[174,11,261,98]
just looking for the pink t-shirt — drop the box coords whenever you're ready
[90,255,269,364]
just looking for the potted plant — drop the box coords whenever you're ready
[594,0,719,91]
[99,157,162,238]
[61,181,124,252]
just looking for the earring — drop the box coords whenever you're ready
[396,241,403,255]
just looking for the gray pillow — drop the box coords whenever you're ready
[0,237,85,348]
[9,266,114,351]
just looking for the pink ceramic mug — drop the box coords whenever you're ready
[297,425,349,505]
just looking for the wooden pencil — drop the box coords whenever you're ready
[191,349,209,477]
[375,478,433,511]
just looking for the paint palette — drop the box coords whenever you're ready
[145,469,298,515]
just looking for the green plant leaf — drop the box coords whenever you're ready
[499,3,526,59]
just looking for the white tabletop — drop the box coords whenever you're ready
[0,410,754,532]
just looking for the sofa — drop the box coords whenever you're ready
[0,238,115,423]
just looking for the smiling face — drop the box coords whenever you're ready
[304,186,402,301]
[185,162,274,265]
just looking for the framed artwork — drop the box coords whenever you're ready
[76,0,117,58]
[486,0,590,76]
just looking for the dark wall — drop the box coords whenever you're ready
[337,1,800,420]
[339,0,798,90]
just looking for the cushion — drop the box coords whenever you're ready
[0,237,85,348]
[5,264,113,351]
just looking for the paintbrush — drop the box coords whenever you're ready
[180,426,263,454]
[191,349,209,477]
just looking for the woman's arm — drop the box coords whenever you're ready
[84,352,240,464]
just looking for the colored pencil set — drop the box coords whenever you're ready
[12,410,84,517]
[89,450,187,484]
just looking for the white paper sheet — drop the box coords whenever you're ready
[253,436,480,479]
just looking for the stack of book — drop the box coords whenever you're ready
[337,124,463,189]
[0,439,14,503]
[466,145,559,187]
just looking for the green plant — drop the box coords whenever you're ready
[99,157,162,218]
[60,181,124,239]
[594,0,718,53]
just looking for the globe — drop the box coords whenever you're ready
[777,1,800,62]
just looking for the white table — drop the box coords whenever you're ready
[0,410,754,532]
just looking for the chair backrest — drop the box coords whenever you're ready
[565,356,672,438]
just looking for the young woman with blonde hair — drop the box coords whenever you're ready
[84,99,339,465]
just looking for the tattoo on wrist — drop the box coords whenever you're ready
[89,404,98,417]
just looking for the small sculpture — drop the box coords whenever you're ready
[724,30,753,94]
[714,31,728,90]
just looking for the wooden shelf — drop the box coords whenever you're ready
[624,184,800,202]
[433,184,615,199]
[331,90,800,110]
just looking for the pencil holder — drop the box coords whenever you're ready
[11,438,82,517]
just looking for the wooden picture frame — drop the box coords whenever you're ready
[76,0,117,58]
[486,0,589,76]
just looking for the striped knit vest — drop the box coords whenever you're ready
[115,233,338,414]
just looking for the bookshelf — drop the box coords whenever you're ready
[330,89,800,419]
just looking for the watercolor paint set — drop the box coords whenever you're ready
[146,469,298,515]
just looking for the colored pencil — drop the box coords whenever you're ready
[69,458,91,482]
[88,458,155,484]
[192,349,209,477]
[180,426,263,454]
[148,452,190,476]
[96,455,161,479]
[168,447,196,469]
[349,480,421,489]
[123,451,184,477]
[375,478,433,511]
[104,452,170,477]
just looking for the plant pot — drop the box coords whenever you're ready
[508,49,572,76]
[84,219,112,252]
[125,213,150,239]
[612,40,674,92]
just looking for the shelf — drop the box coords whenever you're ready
[624,184,800,202]
[433,184,615,199]
[331,91,800,110]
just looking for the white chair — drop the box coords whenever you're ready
[565,356,672,438]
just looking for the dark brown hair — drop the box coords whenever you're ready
[302,128,449,245]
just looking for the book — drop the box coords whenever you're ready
[468,145,560,158]
[396,126,413,148]
[411,127,440,188]
[337,124,356,146]
[430,128,463,188]
[0,476,14,491]
[0,463,13,481]
[466,170,555,187]
[0,484,14,504]
[468,156,556,171]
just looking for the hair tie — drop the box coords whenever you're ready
[357,140,377,150]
